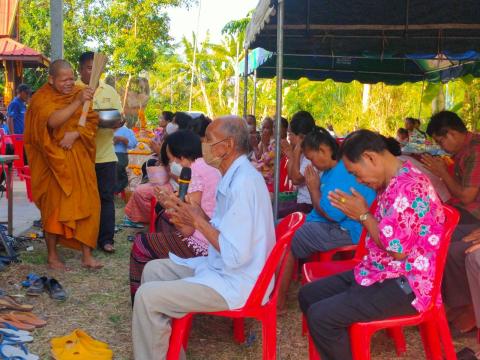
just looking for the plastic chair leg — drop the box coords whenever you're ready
[166,315,193,360]
[262,310,277,360]
[350,326,373,360]
[233,318,245,344]
[386,327,406,356]
[419,321,442,360]
[436,307,457,360]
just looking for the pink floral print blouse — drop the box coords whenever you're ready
[354,161,445,312]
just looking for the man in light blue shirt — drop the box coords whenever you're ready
[113,124,137,193]
[132,116,275,360]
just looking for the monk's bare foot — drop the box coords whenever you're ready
[81,258,103,270]
[47,260,70,271]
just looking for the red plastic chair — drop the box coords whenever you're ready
[267,155,293,193]
[149,197,156,232]
[114,190,127,202]
[166,212,306,360]
[21,166,33,202]
[7,134,26,179]
[306,205,459,360]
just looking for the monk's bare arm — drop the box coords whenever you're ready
[48,87,94,129]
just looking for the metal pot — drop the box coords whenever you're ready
[96,108,123,128]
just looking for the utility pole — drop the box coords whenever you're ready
[50,0,64,61]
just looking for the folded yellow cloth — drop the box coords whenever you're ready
[51,329,113,360]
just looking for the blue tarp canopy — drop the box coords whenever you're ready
[239,48,480,85]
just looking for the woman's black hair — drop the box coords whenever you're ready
[173,112,193,130]
[341,129,401,162]
[164,130,202,161]
[162,111,174,122]
[159,141,169,166]
[188,114,211,138]
[290,111,315,136]
[301,126,339,160]
[382,136,402,156]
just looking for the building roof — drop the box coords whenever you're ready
[0,37,49,67]
[0,0,19,37]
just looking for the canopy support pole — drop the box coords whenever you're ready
[50,0,64,61]
[243,49,249,119]
[253,70,257,117]
[273,0,285,221]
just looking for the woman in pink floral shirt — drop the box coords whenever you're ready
[299,130,445,360]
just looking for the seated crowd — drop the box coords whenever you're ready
[19,62,480,360]
[121,107,480,359]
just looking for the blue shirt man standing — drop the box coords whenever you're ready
[7,84,31,135]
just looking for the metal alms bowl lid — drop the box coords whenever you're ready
[96,108,122,121]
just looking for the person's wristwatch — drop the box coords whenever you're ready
[359,212,370,222]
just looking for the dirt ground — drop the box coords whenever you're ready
[1,200,477,359]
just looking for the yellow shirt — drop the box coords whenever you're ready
[76,80,123,163]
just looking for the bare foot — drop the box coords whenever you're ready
[81,258,103,270]
[47,260,70,271]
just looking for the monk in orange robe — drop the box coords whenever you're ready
[24,59,102,270]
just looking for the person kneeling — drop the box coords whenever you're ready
[299,130,445,360]
[132,116,275,360]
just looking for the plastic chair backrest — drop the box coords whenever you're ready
[353,199,378,261]
[428,205,459,309]
[242,212,305,309]
[8,134,25,168]
[279,156,293,192]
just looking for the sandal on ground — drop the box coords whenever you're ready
[26,277,48,296]
[7,312,46,328]
[0,331,34,345]
[0,316,35,332]
[45,278,67,301]
[0,296,33,312]
[457,347,479,360]
[122,217,144,229]
[0,343,39,360]
[0,323,31,337]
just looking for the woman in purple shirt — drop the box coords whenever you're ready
[299,130,445,360]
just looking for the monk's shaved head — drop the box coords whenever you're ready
[48,59,75,95]
[48,59,73,77]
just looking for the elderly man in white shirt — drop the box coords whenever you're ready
[132,115,275,360]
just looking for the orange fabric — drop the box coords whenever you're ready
[24,83,100,250]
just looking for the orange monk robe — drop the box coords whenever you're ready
[24,84,100,250]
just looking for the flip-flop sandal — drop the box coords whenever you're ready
[0,331,33,345]
[0,297,33,312]
[8,312,46,328]
[0,343,39,360]
[0,316,35,331]
[0,323,31,337]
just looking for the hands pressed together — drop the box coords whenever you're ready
[154,186,209,229]
[304,165,320,194]
[420,154,449,178]
[328,188,369,221]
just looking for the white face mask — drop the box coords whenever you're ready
[169,161,182,176]
[165,122,179,134]
[247,124,255,133]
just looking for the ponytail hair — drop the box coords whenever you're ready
[301,126,339,160]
